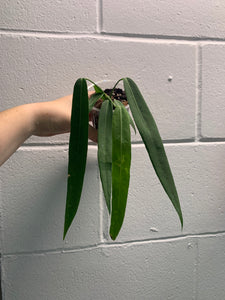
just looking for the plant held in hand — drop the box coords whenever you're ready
[63,78,183,240]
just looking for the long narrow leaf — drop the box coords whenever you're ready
[110,101,131,240]
[98,100,113,213]
[63,78,89,239]
[123,77,183,227]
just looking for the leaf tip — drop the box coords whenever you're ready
[63,228,67,240]
[110,233,116,241]
[180,215,184,230]
[63,222,70,240]
[177,208,183,230]
[109,226,118,241]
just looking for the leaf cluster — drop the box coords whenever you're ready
[63,78,183,240]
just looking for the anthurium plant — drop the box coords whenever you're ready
[63,78,183,241]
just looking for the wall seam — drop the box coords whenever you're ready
[3,231,225,257]
[195,44,202,142]
[101,32,225,42]
[96,0,103,34]
[16,140,225,152]
[1,29,225,45]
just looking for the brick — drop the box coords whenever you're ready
[202,44,225,138]
[0,146,100,253]
[2,143,224,250]
[3,238,196,299]
[0,35,196,143]
[198,234,225,300]
[103,143,225,242]
[0,0,97,33]
[103,0,225,39]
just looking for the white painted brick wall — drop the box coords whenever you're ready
[3,238,197,300]
[0,0,97,33]
[102,0,225,39]
[197,234,225,299]
[201,44,225,138]
[0,1,225,299]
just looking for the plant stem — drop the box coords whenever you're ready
[109,78,124,99]
[85,78,117,108]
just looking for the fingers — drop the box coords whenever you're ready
[88,125,98,143]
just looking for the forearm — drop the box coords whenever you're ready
[0,103,36,166]
[0,93,97,166]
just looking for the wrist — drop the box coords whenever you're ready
[25,102,41,136]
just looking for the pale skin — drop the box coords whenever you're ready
[0,92,97,167]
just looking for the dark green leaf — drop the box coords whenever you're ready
[94,85,109,100]
[63,78,89,239]
[98,100,113,213]
[94,84,104,94]
[89,93,104,112]
[110,100,131,240]
[123,77,183,227]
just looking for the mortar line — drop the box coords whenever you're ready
[199,137,225,142]
[96,0,103,34]
[102,32,225,43]
[21,140,193,148]
[1,29,225,45]
[2,230,225,258]
[195,44,202,142]
[18,140,225,153]
[133,140,225,147]
[19,144,97,151]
